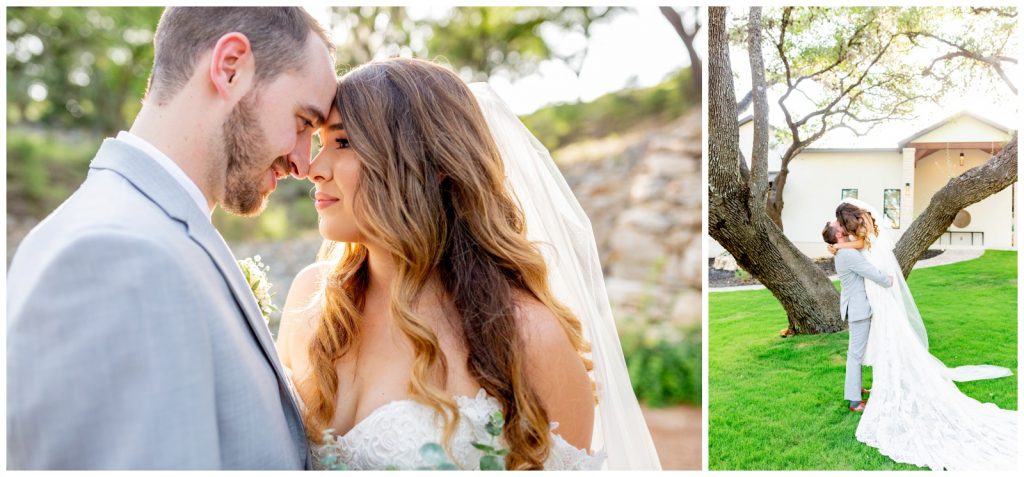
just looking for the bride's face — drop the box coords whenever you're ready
[309,108,364,243]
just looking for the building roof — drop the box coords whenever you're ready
[897,111,1013,149]
[801,147,900,153]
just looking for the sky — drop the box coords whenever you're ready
[726,10,1018,149]
[309,6,699,115]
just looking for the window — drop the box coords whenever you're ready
[841,189,858,200]
[884,189,900,229]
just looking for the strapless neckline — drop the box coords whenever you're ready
[329,389,493,441]
[283,367,604,470]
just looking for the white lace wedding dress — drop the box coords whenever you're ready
[847,199,1017,470]
[284,369,604,470]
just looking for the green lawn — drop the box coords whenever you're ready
[708,250,1018,470]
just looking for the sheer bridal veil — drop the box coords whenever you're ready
[470,83,662,470]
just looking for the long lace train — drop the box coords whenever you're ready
[849,206,1017,470]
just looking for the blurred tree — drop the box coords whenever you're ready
[327,6,420,69]
[660,7,702,99]
[6,7,161,134]
[326,6,624,82]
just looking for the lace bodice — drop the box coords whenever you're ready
[284,369,604,470]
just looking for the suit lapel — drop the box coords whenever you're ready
[90,139,310,466]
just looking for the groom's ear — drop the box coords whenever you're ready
[207,32,255,101]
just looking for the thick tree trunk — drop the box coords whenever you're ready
[895,133,1018,276]
[708,7,844,335]
[710,198,846,334]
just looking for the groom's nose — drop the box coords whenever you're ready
[287,133,313,180]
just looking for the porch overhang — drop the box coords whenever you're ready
[907,141,1008,161]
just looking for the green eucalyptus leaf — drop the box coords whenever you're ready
[485,410,505,437]
[479,455,505,471]
[419,442,446,462]
[471,442,496,453]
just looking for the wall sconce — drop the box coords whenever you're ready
[905,182,911,191]
[959,152,965,167]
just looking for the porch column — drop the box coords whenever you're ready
[901,147,915,226]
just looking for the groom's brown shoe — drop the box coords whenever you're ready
[849,401,867,413]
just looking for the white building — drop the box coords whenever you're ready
[712,111,1015,257]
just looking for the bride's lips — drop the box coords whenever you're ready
[314,191,340,210]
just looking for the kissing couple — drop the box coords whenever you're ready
[822,198,1016,470]
[7,7,661,470]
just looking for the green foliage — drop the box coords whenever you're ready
[327,7,624,82]
[761,7,938,138]
[474,411,509,470]
[5,128,100,217]
[7,7,161,133]
[620,319,702,407]
[709,251,1017,469]
[730,7,1017,144]
[522,67,695,151]
[904,7,1018,95]
[416,443,459,470]
[427,8,553,81]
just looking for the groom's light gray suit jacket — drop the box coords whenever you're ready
[834,248,892,322]
[7,139,309,469]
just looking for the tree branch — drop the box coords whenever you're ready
[748,7,771,214]
[895,133,1018,276]
[910,30,1018,94]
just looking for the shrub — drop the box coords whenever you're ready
[619,319,701,407]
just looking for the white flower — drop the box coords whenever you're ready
[238,255,278,327]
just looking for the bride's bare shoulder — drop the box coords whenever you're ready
[284,261,333,313]
[512,291,594,450]
[276,261,333,367]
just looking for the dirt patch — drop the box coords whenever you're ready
[642,403,701,470]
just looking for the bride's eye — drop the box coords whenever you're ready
[336,137,351,149]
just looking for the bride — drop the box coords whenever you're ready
[828,197,1016,470]
[274,57,661,470]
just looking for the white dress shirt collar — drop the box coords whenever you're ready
[116,131,212,219]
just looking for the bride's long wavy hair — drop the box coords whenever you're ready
[836,202,879,249]
[302,57,592,469]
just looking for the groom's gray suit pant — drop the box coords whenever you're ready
[845,316,871,402]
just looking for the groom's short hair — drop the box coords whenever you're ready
[822,221,839,244]
[148,7,333,103]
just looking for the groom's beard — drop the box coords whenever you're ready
[220,90,278,217]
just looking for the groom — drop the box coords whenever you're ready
[7,8,336,469]
[822,221,893,413]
